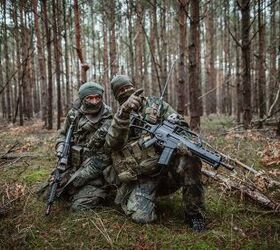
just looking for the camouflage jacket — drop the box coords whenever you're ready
[57,102,112,167]
[53,102,114,192]
[58,102,112,150]
[105,96,188,182]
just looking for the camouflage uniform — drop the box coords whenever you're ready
[106,75,205,230]
[40,82,115,211]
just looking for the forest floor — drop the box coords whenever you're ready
[0,116,279,249]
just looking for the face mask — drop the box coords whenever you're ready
[82,99,103,114]
[117,88,135,105]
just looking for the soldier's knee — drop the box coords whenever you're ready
[131,210,157,224]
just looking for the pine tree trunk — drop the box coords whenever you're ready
[240,0,252,129]
[134,0,144,89]
[53,0,62,129]
[0,44,5,119]
[150,0,157,96]
[177,0,188,115]
[160,0,168,102]
[109,0,118,79]
[268,2,277,108]
[33,0,47,125]
[205,2,216,115]
[63,0,70,112]
[189,0,202,131]
[42,0,53,130]
[234,3,242,123]
[103,18,109,104]
[128,1,135,80]
[257,0,266,122]
[4,3,12,122]
[74,0,88,85]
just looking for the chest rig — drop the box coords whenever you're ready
[69,105,110,169]
[112,97,164,182]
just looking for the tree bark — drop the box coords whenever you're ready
[160,0,168,102]
[4,2,12,122]
[134,0,144,89]
[268,2,277,109]
[234,3,242,123]
[74,0,88,85]
[257,0,266,122]
[189,0,202,131]
[109,0,118,79]
[33,0,47,125]
[53,0,62,129]
[42,0,53,130]
[150,0,157,96]
[103,17,109,104]
[240,0,252,129]
[62,0,70,113]
[205,1,216,115]
[177,0,188,115]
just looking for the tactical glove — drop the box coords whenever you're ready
[118,89,143,119]
[177,142,192,157]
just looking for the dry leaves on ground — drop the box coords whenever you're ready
[259,142,280,167]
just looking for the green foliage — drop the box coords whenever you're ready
[23,169,49,184]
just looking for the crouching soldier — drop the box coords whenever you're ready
[38,82,114,212]
[106,75,206,231]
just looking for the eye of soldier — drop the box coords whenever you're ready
[118,85,134,96]
[85,94,102,104]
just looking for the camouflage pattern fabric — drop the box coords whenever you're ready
[106,96,205,222]
[39,102,115,211]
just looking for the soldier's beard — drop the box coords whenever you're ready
[81,100,103,114]
[117,89,135,105]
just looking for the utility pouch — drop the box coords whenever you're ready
[111,139,160,182]
[111,147,138,183]
[82,147,92,161]
[71,145,83,168]
[145,106,158,124]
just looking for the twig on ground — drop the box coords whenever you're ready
[116,219,127,242]
[0,142,20,158]
[202,168,280,211]
[90,210,113,247]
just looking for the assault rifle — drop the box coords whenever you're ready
[45,115,77,215]
[130,113,234,171]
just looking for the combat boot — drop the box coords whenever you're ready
[185,213,206,232]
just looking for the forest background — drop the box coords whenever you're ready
[0,0,279,130]
[0,0,280,249]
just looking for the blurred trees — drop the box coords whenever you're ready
[0,0,279,131]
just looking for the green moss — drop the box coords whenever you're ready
[23,169,49,184]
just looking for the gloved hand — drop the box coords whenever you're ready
[118,89,143,118]
[56,143,64,158]
[177,142,192,157]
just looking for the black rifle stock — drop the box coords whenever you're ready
[45,116,76,215]
[130,115,234,171]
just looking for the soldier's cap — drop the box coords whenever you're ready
[110,75,134,97]
[78,82,104,100]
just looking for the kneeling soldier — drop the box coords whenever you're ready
[39,82,113,211]
[106,75,206,231]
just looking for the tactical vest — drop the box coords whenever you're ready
[68,103,112,169]
[112,96,165,182]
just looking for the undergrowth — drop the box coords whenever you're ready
[0,118,279,249]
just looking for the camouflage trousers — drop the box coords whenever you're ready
[115,155,205,223]
[38,155,115,212]
[70,179,109,211]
